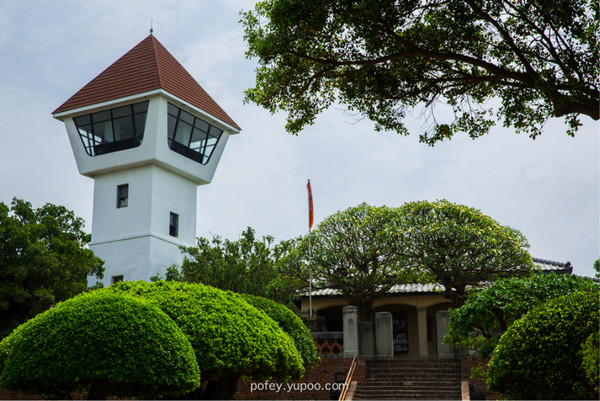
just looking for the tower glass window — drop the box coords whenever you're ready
[116,184,129,208]
[167,103,223,164]
[169,212,179,237]
[73,101,149,156]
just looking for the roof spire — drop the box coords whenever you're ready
[150,19,153,34]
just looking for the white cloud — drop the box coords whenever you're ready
[0,0,597,278]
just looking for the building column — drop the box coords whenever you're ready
[375,312,393,358]
[416,307,429,357]
[343,306,359,358]
[436,310,455,358]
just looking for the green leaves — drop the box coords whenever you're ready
[285,203,428,319]
[0,198,104,338]
[445,274,597,357]
[104,281,304,382]
[241,294,320,368]
[394,199,533,304]
[242,0,599,142]
[580,331,599,393]
[0,292,200,399]
[487,289,599,399]
[286,199,532,318]
[171,227,300,306]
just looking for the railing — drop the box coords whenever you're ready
[338,354,358,401]
[311,332,343,356]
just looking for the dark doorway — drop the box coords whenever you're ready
[392,311,409,354]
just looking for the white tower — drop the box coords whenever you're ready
[53,35,240,286]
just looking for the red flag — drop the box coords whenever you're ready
[307,179,314,230]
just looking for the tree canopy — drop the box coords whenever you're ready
[0,291,199,400]
[242,0,599,144]
[104,281,304,399]
[0,198,104,338]
[394,199,533,304]
[445,273,597,357]
[284,203,421,319]
[487,289,599,399]
[164,227,302,306]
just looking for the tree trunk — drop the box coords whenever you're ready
[352,298,375,321]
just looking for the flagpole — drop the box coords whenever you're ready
[307,179,314,317]
[308,225,312,317]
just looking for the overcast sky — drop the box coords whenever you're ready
[0,1,598,277]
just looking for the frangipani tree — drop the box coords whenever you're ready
[284,203,422,320]
[394,199,534,304]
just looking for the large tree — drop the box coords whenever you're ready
[0,198,104,338]
[285,203,422,320]
[165,227,302,306]
[242,0,599,144]
[393,199,533,304]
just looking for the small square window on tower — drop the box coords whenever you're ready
[117,184,129,208]
[169,212,179,237]
[111,275,124,284]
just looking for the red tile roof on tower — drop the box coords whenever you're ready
[53,35,240,130]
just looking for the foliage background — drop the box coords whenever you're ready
[0,198,104,338]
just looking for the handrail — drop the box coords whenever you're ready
[338,354,358,401]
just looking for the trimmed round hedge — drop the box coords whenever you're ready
[103,281,304,381]
[0,291,200,399]
[241,294,320,367]
[487,289,599,400]
[446,273,597,357]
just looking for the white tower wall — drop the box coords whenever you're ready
[89,164,197,286]
[55,94,235,286]
[53,35,240,288]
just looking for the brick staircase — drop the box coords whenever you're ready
[352,358,462,400]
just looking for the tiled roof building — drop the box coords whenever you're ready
[53,34,239,131]
[54,34,239,287]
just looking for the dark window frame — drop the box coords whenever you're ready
[116,184,129,208]
[167,103,223,165]
[392,311,409,354]
[169,212,179,238]
[73,101,149,156]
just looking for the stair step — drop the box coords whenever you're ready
[352,358,462,400]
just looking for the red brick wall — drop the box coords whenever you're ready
[233,357,365,400]
[461,356,500,400]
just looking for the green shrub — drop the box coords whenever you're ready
[487,289,599,400]
[581,331,599,393]
[446,274,597,357]
[0,291,199,399]
[104,281,304,381]
[241,294,320,367]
